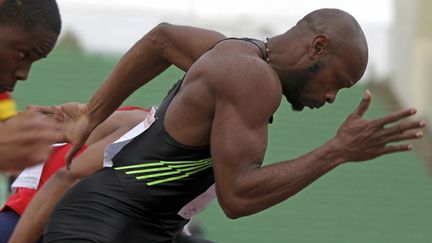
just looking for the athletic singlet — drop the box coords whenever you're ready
[111,79,214,219]
[43,39,271,243]
[110,37,271,219]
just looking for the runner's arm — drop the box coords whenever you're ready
[39,24,226,164]
[8,126,132,243]
[209,59,424,219]
[8,110,147,242]
[88,23,226,128]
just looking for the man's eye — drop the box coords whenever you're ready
[18,50,28,60]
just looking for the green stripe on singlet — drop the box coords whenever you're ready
[113,158,212,186]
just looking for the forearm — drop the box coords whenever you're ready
[87,23,225,127]
[9,169,77,243]
[87,24,171,126]
[217,138,346,218]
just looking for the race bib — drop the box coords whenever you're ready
[103,106,157,167]
[11,143,67,192]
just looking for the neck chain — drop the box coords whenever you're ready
[264,37,270,63]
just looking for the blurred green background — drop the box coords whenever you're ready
[1,49,431,243]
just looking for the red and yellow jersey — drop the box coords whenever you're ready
[0,92,18,121]
[2,144,88,215]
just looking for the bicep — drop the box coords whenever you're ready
[160,23,226,71]
[210,100,269,196]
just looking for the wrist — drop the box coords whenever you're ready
[323,138,349,166]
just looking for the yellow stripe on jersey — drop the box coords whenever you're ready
[0,99,18,121]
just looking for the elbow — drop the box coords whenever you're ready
[218,193,251,220]
[53,168,79,185]
[140,22,172,56]
[154,22,171,31]
[146,22,171,41]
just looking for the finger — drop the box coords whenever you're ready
[384,130,423,143]
[353,89,372,118]
[375,108,417,126]
[27,104,58,115]
[65,144,82,170]
[380,120,426,136]
[379,144,414,156]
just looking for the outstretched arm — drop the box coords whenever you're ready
[211,86,425,218]
[64,24,225,164]
[30,24,225,165]
[88,23,226,124]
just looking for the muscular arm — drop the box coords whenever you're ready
[58,24,226,163]
[208,56,425,219]
[8,111,146,242]
[88,23,225,127]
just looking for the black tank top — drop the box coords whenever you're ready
[111,37,271,215]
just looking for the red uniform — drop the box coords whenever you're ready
[1,106,147,215]
[2,144,87,215]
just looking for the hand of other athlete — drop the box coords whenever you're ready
[334,90,426,162]
[0,111,62,171]
[28,102,92,169]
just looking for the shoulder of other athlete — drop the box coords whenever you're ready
[86,109,148,145]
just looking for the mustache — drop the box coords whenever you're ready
[282,62,324,111]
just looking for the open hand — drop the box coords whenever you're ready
[0,111,62,171]
[28,102,93,168]
[335,90,426,162]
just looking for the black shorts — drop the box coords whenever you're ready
[44,168,188,243]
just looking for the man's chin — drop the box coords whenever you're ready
[286,98,304,111]
[290,103,304,111]
[0,86,14,93]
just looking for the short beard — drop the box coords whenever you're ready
[283,61,324,111]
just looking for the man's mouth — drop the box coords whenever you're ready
[307,101,324,109]
[0,86,14,92]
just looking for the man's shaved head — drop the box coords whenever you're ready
[269,8,369,111]
[296,8,368,78]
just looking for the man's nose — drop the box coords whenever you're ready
[325,92,336,104]
[15,62,31,81]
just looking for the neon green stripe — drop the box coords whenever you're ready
[174,163,210,172]
[115,158,212,185]
[147,174,189,186]
[126,167,172,174]
[125,161,211,174]
[146,164,212,186]
[162,159,211,165]
[114,162,163,170]
[185,164,212,175]
[132,162,209,177]
[114,158,212,170]
[165,163,206,169]
[136,170,180,180]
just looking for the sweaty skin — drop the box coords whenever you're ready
[37,9,426,219]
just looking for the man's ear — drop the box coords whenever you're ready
[309,35,329,58]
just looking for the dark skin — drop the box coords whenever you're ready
[0,25,57,92]
[0,24,60,170]
[38,9,426,219]
[9,109,148,243]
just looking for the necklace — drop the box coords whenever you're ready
[264,37,270,63]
